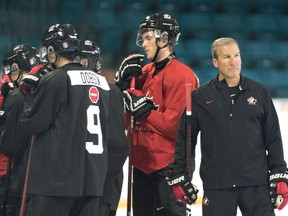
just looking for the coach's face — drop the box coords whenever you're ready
[213,42,241,85]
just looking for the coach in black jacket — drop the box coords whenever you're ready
[171,37,287,216]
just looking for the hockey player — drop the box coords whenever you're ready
[0,54,15,185]
[170,37,288,215]
[19,23,112,216]
[114,13,199,216]
[1,44,41,157]
[0,44,42,216]
[0,52,18,216]
[0,53,16,216]
[78,39,129,216]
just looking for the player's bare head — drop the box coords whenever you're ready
[211,37,239,59]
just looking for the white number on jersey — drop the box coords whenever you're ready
[86,105,103,154]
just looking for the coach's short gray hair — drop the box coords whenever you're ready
[211,37,239,59]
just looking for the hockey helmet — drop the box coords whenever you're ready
[40,23,79,58]
[78,40,101,73]
[136,13,180,47]
[2,44,40,75]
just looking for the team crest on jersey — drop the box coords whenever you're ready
[247,96,257,105]
[89,86,99,104]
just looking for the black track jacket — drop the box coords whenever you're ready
[174,75,287,190]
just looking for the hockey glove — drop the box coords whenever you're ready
[20,64,50,95]
[1,82,14,97]
[269,170,288,210]
[123,89,158,121]
[166,172,198,205]
[114,53,144,91]
[20,74,40,95]
[0,109,5,119]
[29,63,51,77]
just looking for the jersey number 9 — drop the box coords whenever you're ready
[86,105,103,154]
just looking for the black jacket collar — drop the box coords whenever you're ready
[212,74,247,91]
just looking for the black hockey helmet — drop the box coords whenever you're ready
[40,23,79,58]
[3,44,40,75]
[78,39,101,73]
[136,13,181,47]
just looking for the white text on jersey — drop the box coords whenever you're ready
[67,70,110,90]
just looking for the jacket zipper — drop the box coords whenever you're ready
[229,89,244,188]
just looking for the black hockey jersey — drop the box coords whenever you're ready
[105,84,129,184]
[1,88,30,158]
[101,84,129,206]
[0,87,31,197]
[20,63,111,196]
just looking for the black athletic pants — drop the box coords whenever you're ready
[133,168,186,216]
[202,185,275,216]
[24,195,101,216]
[0,177,26,216]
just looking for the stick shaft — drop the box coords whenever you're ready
[19,136,35,216]
[127,77,135,216]
[186,84,192,179]
[185,83,193,216]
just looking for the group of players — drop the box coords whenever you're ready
[0,23,129,216]
[0,11,288,216]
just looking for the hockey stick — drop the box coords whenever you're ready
[127,77,135,216]
[19,135,35,216]
[1,157,13,216]
[186,83,193,179]
[185,83,192,216]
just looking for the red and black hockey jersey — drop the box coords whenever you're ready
[131,59,198,174]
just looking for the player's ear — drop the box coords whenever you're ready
[157,32,169,48]
[212,58,218,69]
